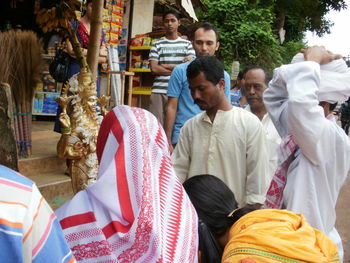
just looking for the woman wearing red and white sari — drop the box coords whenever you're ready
[56,105,198,262]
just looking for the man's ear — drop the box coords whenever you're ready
[215,41,220,52]
[218,78,225,90]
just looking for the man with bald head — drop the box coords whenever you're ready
[242,66,281,178]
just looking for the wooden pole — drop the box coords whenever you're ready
[87,0,104,80]
[128,74,133,106]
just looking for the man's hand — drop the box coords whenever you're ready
[183,56,194,63]
[162,64,177,71]
[301,46,342,64]
[168,140,174,154]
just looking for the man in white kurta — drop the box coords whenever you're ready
[172,56,270,208]
[243,66,281,178]
[245,105,280,178]
[264,46,350,261]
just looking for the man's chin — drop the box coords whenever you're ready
[195,103,207,110]
[248,100,264,109]
[198,53,210,57]
[248,99,259,104]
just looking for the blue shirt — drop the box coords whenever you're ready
[167,61,231,143]
[230,89,247,108]
[0,165,75,263]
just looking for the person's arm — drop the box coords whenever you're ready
[149,42,173,76]
[171,123,191,183]
[65,38,77,57]
[162,63,177,71]
[23,184,76,262]
[265,47,342,165]
[183,42,195,62]
[283,61,330,165]
[165,66,183,146]
[265,61,326,165]
[165,97,178,150]
[65,38,107,63]
[245,113,270,205]
[97,44,107,64]
[150,60,174,76]
[263,67,290,138]
[224,71,231,101]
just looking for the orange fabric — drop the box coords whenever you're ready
[222,209,339,263]
[0,218,22,229]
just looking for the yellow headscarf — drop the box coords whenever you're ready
[222,209,339,263]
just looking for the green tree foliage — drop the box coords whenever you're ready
[273,0,346,40]
[201,0,283,72]
[199,0,346,72]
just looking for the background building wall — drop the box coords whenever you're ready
[131,0,155,37]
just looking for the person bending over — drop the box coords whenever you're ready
[183,174,339,263]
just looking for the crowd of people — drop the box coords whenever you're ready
[1,8,350,263]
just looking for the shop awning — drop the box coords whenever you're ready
[180,0,198,21]
[157,0,205,21]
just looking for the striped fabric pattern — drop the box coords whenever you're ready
[0,165,75,263]
[149,37,195,94]
[56,105,198,262]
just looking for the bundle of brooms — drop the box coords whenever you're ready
[0,30,43,158]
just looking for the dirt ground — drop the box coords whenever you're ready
[336,175,350,262]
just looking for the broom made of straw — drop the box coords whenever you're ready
[0,30,43,157]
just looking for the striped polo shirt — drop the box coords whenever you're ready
[149,37,195,94]
[0,165,76,263]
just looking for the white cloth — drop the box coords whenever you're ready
[291,53,350,103]
[245,105,281,178]
[264,61,350,261]
[56,105,198,262]
[172,107,270,207]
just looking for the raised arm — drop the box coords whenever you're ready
[263,67,289,138]
[269,46,342,165]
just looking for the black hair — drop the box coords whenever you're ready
[197,219,223,263]
[86,0,92,4]
[243,65,271,85]
[330,102,338,111]
[187,56,224,85]
[163,9,180,20]
[237,70,244,80]
[192,22,219,41]
[183,175,257,263]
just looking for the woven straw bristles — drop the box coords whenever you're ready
[0,30,43,158]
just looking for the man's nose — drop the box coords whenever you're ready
[192,89,200,99]
[247,86,255,94]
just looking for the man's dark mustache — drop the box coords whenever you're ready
[194,99,206,104]
[247,96,259,100]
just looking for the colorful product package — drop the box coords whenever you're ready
[143,37,151,46]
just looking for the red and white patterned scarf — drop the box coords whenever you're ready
[264,134,298,209]
[264,113,337,209]
[56,106,198,262]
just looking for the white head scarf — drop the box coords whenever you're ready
[56,105,198,263]
[291,53,350,103]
